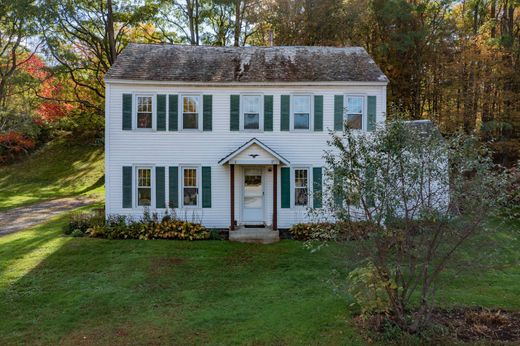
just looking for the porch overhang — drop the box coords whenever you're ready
[218,138,290,166]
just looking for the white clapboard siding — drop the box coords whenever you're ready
[106,83,387,228]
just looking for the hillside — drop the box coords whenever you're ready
[0,140,104,210]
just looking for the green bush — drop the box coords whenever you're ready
[86,215,210,240]
[71,229,84,237]
[65,212,104,235]
[289,221,380,241]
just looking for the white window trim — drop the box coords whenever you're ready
[133,94,156,131]
[343,94,367,132]
[134,165,155,209]
[290,94,313,132]
[240,94,264,132]
[179,94,203,131]
[180,165,201,208]
[291,166,312,208]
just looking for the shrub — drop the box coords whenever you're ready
[84,215,210,241]
[65,212,104,235]
[289,221,380,241]
[71,229,84,237]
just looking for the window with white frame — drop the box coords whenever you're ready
[242,95,261,130]
[136,95,153,129]
[344,96,364,130]
[294,168,309,206]
[182,167,199,207]
[182,95,200,130]
[293,95,311,130]
[137,167,152,206]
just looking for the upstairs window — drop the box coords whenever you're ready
[137,167,152,206]
[136,96,153,129]
[294,168,309,206]
[242,95,261,130]
[293,95,311,130]
[182,167,199,207]
[182,95,200,130]
[344,96,364,130]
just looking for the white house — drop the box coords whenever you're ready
[104,44,388,236]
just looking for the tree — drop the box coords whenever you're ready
[41,0,159,112]
[320,120,513,332]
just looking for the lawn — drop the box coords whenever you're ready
[0,140,104,210]
[0,211,519,345]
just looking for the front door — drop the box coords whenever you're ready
[243,168,264,224]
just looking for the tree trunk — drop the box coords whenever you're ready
[106,0,117,65]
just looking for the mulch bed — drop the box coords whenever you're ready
[431,307,520,342]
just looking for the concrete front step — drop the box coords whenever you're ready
[229,227,280,244]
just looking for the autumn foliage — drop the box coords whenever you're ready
[0,131,36,163]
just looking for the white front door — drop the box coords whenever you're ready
[243,168,264,224]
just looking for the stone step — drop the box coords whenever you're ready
[229,227,280,244]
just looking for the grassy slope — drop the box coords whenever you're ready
[0,211,519,345]
[0,140,104,210]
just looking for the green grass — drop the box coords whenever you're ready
[0,140,104,210]
[0,212,518,345]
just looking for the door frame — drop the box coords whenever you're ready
[240,166,265,225]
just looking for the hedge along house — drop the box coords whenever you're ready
[104,44,388,242]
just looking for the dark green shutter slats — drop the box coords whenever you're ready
[334,95,344,131]
[281,167,290,208]
[122,94,132,130]
[168,95,178,131]
[203,95,212,131]
[230,95,240,131]
[202,166,211,208]
[122,166,132,208]
[169,167,179,208]
[156,167,165,208]
[280,95,290,131]
[264,95,273,131]
[313,167,323,208]
[367,96,377,132]
[314,95,323,131]
[157,95,166,131]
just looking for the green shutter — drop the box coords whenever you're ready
[280,95,290,131]
[367,96,377,132]
[281,167,290,208]
[313,167,322,208]
[203,95,212,131]
[168,167,179,208]
[264,95,273,131]
[122,166,132,208]
[202,166,211,208]
[230,95,240,131]
[314,95,323,131]
[122,94,132,130]
[168,95,178,131]
[157,95,166,131]
[333,169,343,208]
[156,167,165,208]
[334,95,344,131]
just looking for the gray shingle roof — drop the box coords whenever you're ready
[105,44,388,83]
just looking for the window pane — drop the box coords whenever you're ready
[184,187,198,206]
[294,169,308,187]
[137,113,152,128]
[184,169,197,187]
[295,188,308,206]
[294,113,309,129]
[244,113,259,129]
[347,97,363,114]
[137,96,152,113]
[243,95,261,113]
[183,96,198,113]
[138,187,151,206]
[138,169,151,187]
[345,114,362,130]
[183,113,198,129]
[293,95,310,113]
